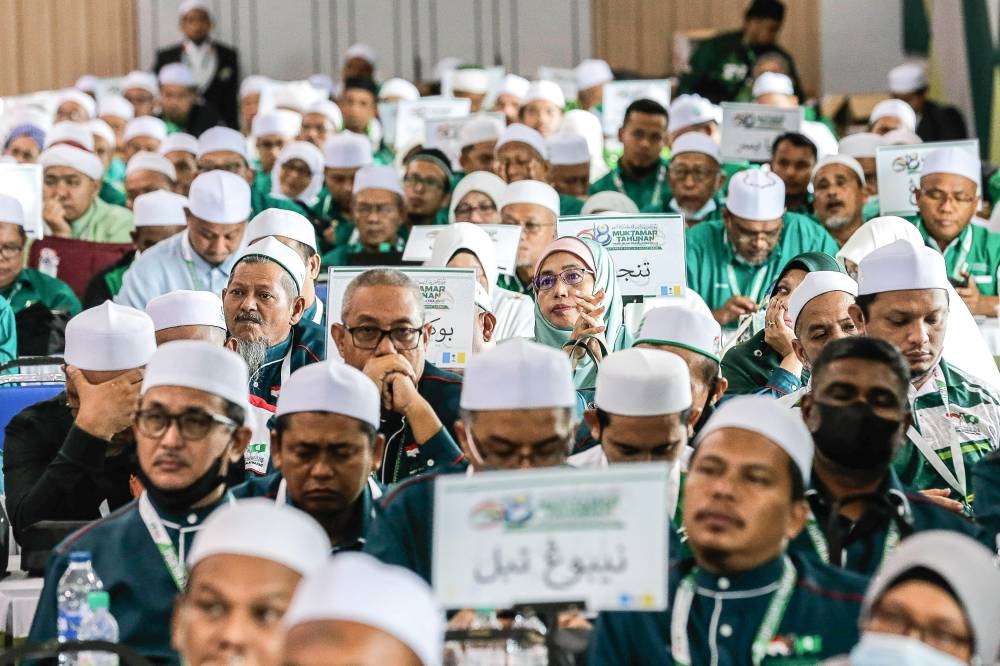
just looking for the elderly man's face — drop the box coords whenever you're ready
[723,211,783,266]
[353,189,404,249]
[4,135,41,164]
[403,160,450,217]
[160,84,195,122]
[44,166,99,222]
[457,407,575,471]
[792,291,861,367]
[223,261,305,347]
[502,203,557,271]
[125,170,173,209]
[494,142,548,183]
[813,164,864,236]
[669,152,722,211]
[283,620,423,666]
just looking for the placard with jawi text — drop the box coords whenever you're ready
[393,97,471,153]
[876,139,980,217]
[557,214,686,298]
[402,223,522,276]
[720,102,803,163]
[432,463,671,611]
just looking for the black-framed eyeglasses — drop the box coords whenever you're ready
[404,174,446,191]
[0,244,23,260]
[533,267,594,291]
[344,324,424,350]
[865,604,973,656]
[134,408,239,440]
[454,201,497,217]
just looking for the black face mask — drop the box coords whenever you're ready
[136,454,227,513]
[810,401,902,470]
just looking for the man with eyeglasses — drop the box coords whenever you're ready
[657,131,725,226]
[496,180,560,297]
[121,70,160,119]
[686,168,838,328]
[402,148,453,227]
[365,338,575,582]
[589,98,669,211]
[914,147,1000,318]
[322,166,410,267]
[29,340,253,663]
[332,268,465,484]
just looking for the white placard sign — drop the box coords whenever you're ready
[876,139,980,217]
[432,463,670,611]
[557,214,686,298]
[402,224,521,276]
[601,80,672,136]
[394,98,471,153]
[424,112,507,169]
[720,102,803,163]
[326,267,476,369]
[377,102,399,149]
[0,163,44,238]
[537,66,578,103]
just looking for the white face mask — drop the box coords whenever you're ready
[850,633,968,666]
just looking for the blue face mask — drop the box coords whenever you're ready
[850,633,967,666]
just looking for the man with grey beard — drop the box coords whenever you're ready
[811,154,866,247]
[223,237,325,407]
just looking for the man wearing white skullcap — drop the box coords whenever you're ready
[851,239,1000,508]
[158,62,223,137]
[322,165,408,267]
[752,71,797,107]
[233,361,385,552]
[497,179,560,296]
[146,289,226,345]
[547,132,591,200]
[811,154,866,246]
[869,99,918,136]
[458,114,505,174]
[492,73,531,125]
[342,43,377,81]
[589,98,670,211]
[281,553,444,666]
[838,131,883,209]
[123,116,169,160]
[172,499,329,666]
[451,67,489,112]
[667,94,721,145]
[590,394,869,665]
[194,126,278,217]
[364,338,575,581]
[686,168,838,327]
[661,131,724,225]
[99,95,135,154]
[913,147,1000,317]
[29,340,253,662]
[223,237,324,406]
[378,77,420,103]
[317,131,373,251]
[520,80,565,137]
[159,131,199,196]
[116,169,250,309]
[86,119,129,210]
[124,151,177,209]
[5,301,155,542]
[54,88,96,123]
[887,62,968,142]
[251,110,303,195]
[575,59,614,112]
[121,70,160,119]
[298,99,342,150]
[492,123,585,217]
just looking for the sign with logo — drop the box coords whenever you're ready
[556,214,686,298]
[601,80,672,136]
[326,267,477,369]
[876,139,980,217]
[424,112,507,169]
[393,97,471,153]
[432,464,671,611]
[720,102,803,163]
[0,163,43,238]
[402,223,522,276]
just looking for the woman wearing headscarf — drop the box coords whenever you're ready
[448,171,506,224]
[3,123,46,164]
[426,222,533,340]
[270,140,326,213]
[532,236,630,389]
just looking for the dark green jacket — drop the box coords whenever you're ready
[0,267,81,315]
[559,193,584,217]
[248,319,326,406]
[973,450,1000,538]
[589,159,670,212]
[722,330,804,397]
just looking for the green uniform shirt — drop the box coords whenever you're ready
[722,329,804,396]
[917,220,1000,293]
[250,187,304,219]
[316,192,357,250]
[679,29,803,103]
[971,450,1000,538]
[558,192,584,216]
[0,267,81,315]
[252,170,272,200]
[589,158,670,211]
[0,295,16,368]
[321,236,407,269]
[248,319,326,406]
[70,197,134,244]
[98,179,127,208]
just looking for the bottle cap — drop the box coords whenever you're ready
[69,551,91,563]
[87,591,110,610]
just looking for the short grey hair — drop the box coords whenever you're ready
[228,255,299,302]
[341,268,425,322]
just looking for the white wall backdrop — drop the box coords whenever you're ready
[137,0,593,82]
[819,0,906,95]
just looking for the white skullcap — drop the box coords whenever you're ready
[474,282,493,313]
[178,0,211,18]
[432,57,462,83]
[448,171,507,222]
[97,95,134,121]
[635,306,723,362]
[274,83,324,115]
[695,395,814,484]
[671,131,721,164]
[461,337,576,411]
[499,179,560,218]
[838,132,882,159]
[74,75,98,94]
[887,62,928,95]
[306,99,342,129]
[146,289,225,332]
[495,123,548,159]
[452,68,489,94]
[378,77,420,101]
[55,88,96,120]
[88,119,116,149]
[870,99,917,132]
[141,340,249,408]
[239,75,271,99]
[188,499,329,574]
[39,144,103,181]
[284,552,444,666]
[581,191,640,215]
[752,71,795,98]
[323,131,373,168]
[133,190,188,228]
[187,169,251,224]
[352,165,403,196]
[801,121,838,160]
[159,63,195,88]
[276,361,380,429]
[523,80,566,109]
[159,132,199,156]
[921,146,980,186]
[344,43,378,66]
[234,236,307,293]
[121,70,159,96]
[725,169,786,221]
[124,116,167,144]
[126,151,176,181]
[247,208,317,252]
[45,121,95,151]
[494,74,530,100]
[252,109,302,138]
[0,194,25,228]
[857,238,949,296]
[458,114,505,149]
[596,348,692,416]
[860,531,1000,664]
[811,154,865,186]
[788,271,858,331]
[427,222,499,295]
[197,126,249,160]
[548,133,590,166]
[308,73,336,96]
[64,302,156,371]
[880,127,923,146]
[575,59,613,90]
[668,94,716,134]
[837,216,924,268]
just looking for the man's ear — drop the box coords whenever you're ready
[791,338,808,368]
[228,426,253,463]
[482,312,497,343]
[785,499,810,540]
[289,295,306,325]
[370,433,386,474]
[712,376,728,404]
[582,408,602,440]
[331,323,348,356]
[270,430,283,471]
[308,254,321,280]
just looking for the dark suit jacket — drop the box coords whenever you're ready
[154,41,240,129]
[917,99,968,142]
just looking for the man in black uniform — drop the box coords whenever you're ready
[888,62,967,142]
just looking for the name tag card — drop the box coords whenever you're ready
[557,214,686,298]
[720,102,803,163]
[876,139,980,217]
[432,463,671,611]
[402,224,521,276]
[326,267,477,369]
[601,80,672,136]
[424,112,507,169]
[394,98,471,153]
[0,163,43,238]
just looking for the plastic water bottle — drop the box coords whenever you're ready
[464,609,505,666]
[77,591,119,666]
[38,247,60,278]
[57,551,104,665]
[506,611,548,666]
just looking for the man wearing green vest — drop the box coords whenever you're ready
[657,131,725,225]
[589,98,669,211]
[402,148,453,228]
[318,131,372,253]
[321,166,408,267]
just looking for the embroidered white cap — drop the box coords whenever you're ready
[64,302,157,371]
[495,123,548,159]
[920,146,981,188]
[352,165,403,196]
[39,144,104,181]
[197,126,249,160]
[146,289,226,332]
[251,109,303,138]
[133,190,188,228]
[547,132,591,166]
[276,361,381,429]
[233,236,307,293]
[499,179,560,218]
[635,306,723,363]
[788,271,858,332]
[124,116,168,144]
[575,59,614,90]
[323,131,373,168]
[857,238,950,296]
[460,337,576,410]
[869,99,917,132]
[596,347,692,416]
[186,169,251,224]
[141,339,249,409]
[725,169,786,221]
[523,80,566,109]
[247,208,317,252]
[671,131,721,164]
[126,151,176,181]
